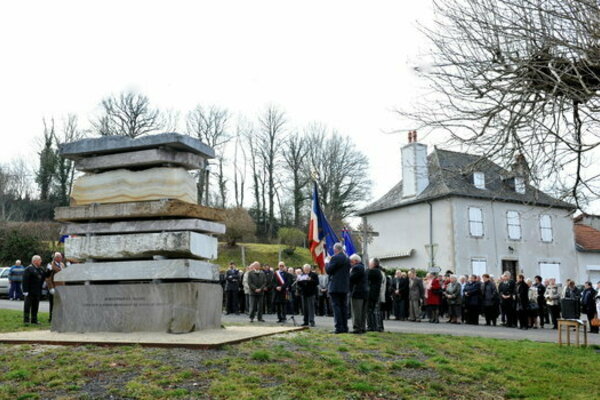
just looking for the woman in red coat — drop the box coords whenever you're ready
[426,273,442,323]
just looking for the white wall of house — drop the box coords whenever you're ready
[365,196,579,282]
[365,198,454,271]
[576,252,600,283]
[450,198,578,282]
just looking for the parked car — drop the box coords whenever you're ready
[0,267,9,297]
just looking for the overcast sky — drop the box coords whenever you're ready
[0,0,435,204]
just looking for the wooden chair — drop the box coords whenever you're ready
[557,319,587,347]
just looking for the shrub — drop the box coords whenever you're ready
[277,227,305,255]
[0,228,47,266]
[221,207,256,247]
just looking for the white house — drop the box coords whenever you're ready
[358,134,580,283]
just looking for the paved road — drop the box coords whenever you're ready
[221,312,600,345]
[1,299,597,345]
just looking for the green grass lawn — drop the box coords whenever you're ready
[214,242,313,270]
[0,309,598,400]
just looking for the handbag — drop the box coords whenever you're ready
[591,317,600,327]
[528,302,539,311]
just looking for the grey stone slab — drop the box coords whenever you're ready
[60,132,215,160]
[51,282,222,333]
[65,231,218,261]
[61,219,225,236]
[55,199,225,222]
[74,148,206,172]
[55,259,220,282]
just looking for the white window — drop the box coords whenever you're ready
[539,214,553,242]
[468,207,484,237]
[515,177,526,194]
[473,172,485,189]
[471,258,487,276]
[539,262,560,283]
[506,211,521,240]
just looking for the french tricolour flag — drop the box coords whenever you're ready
[308,182,339,273]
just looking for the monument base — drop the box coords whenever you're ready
[52,282,222,334]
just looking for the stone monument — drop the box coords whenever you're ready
[52,133,225,334]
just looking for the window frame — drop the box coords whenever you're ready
[468,207,484,238]
[473,172,486,190]
[515,177,526,194]
[539,214,553,243]
[471,258,487,276]
[506,210,522,241]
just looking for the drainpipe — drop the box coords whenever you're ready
[428,201,435,270]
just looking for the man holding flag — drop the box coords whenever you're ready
[326,243,351,334]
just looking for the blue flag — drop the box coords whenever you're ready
[342,227,356,256]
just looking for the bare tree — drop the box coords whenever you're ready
[36,118,56,201]
[186,105,231,206]
[283,132,310,228]
[92,91,163,138]
[232,120,250,208]
[402,0,600,209]
[305,123,371,225]
[257,105,287,238]
[53,114,83,205]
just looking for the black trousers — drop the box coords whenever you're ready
[501,299,516,327]
[367,299,384,331]
[226,290,239,314]
[318,294,331,316]
[484,305,497,325]
[518,308,529,328]
[549,304,561,328]
[275,301,287,321]
[330,293,349,333]
[24,295,40,323]
[465,305,479,325]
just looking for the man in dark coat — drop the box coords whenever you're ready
[272,262,292,322]
[366,258,385,332]
[482,274,499,326]
[248,262,267,322]
[225,262,241,315]
[463,274,482,325]
[326,243,351,334]
[393,271,409,320]
[349,254,368,334]
[499,272,517,327]
[263,266,274,314]
[22,255,46,325]
[297,264,319,327]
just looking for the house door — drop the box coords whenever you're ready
[502,260,518,278]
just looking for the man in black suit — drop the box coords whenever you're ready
[272,262,291,322]
[349,254,368,334]
[326,243,351,334]
[225,262,241,315]
[22,255,46,325]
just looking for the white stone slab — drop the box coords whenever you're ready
[61,219,225,236]
[55,259,220,282]
[75,148,205,172]
[65,231,217,261]
[70,167,197,206]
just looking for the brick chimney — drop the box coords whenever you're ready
[402,131,429,198]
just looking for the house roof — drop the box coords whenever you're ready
[574,224,600,252]
[358,148,575,216]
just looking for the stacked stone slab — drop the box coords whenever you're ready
[52,133,225,334]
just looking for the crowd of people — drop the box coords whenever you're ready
[221,244,600,334]
[5,253,65,325]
